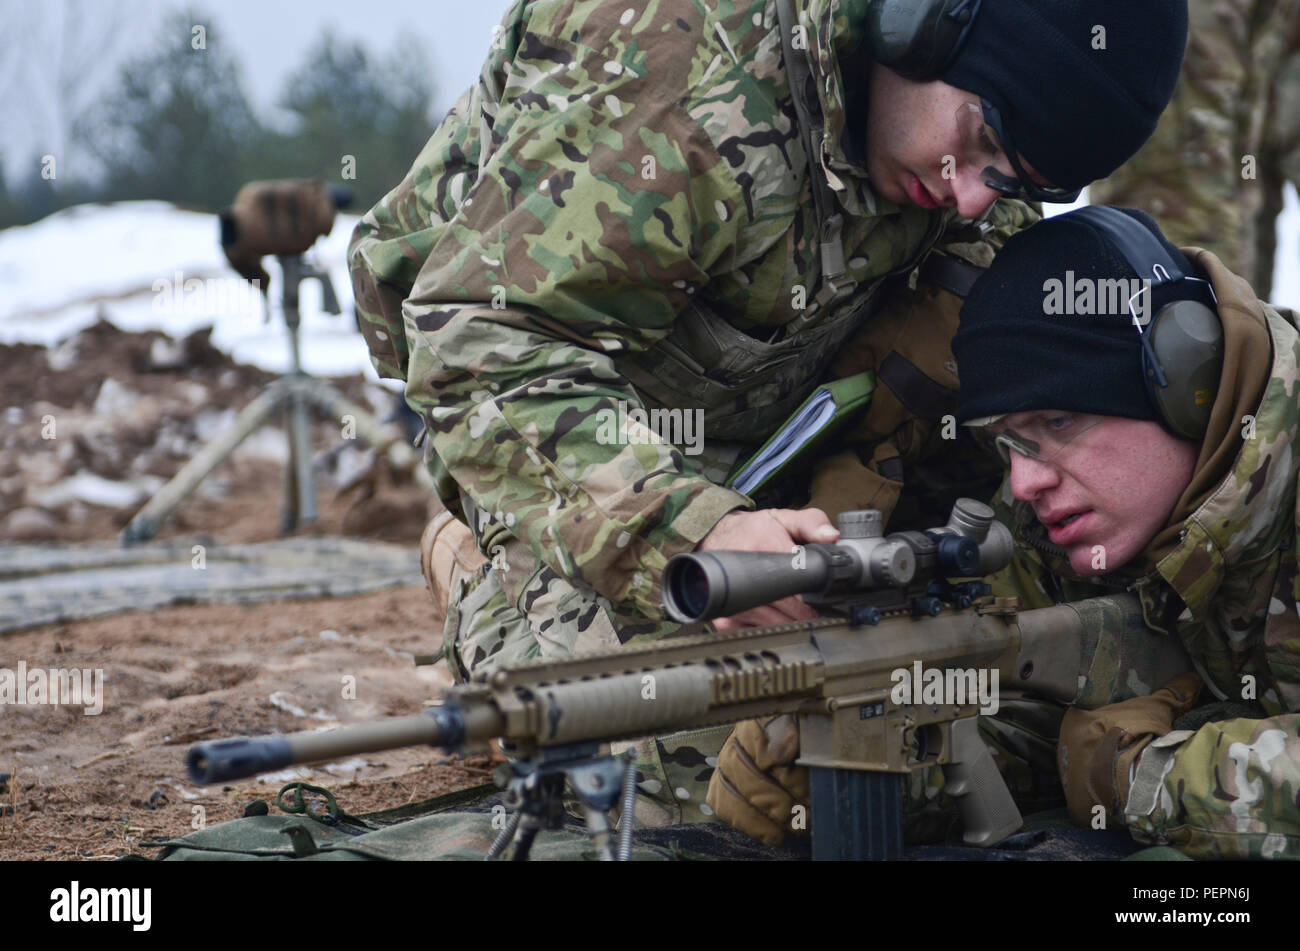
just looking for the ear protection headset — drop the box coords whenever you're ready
[865,0,983,80]
[1069,206,1224,441]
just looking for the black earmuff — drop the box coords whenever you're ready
[865,0,983,81]
[1069,206,1224,441]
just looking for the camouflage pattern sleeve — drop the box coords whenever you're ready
[1276,14,1300,190]
[1090,0,1300,296]
[938,197,1042,266]
[396,2,756,619]
[1126,713,1300,859]
[349,85,487,382]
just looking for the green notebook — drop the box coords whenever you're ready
[727,371,876,497]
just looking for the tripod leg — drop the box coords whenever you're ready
[281,385,318,534]
[281,411,299,535]
[297,381,434,491]
[121,384,289,545]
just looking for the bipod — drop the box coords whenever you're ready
[485,746,636,861]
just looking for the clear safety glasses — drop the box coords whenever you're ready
[954,100,1082,205]
[969,411,1106,467]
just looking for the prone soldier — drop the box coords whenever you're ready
[712,206,1300,858]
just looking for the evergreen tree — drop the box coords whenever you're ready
[57,14,442,219]
[267,30,438,210]
[9,162,61,225]
[74,9,263,210]
[0,158,14,228]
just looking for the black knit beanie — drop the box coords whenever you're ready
[953,207,1209,424]
[943,0,1188,190]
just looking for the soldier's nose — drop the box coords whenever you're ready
[952,174,1000,221]
[1009,453,1060,502]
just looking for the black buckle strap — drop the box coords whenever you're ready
[918,252,985,299]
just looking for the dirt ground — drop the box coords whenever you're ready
[0,319,494,861]
[0,315,434,546]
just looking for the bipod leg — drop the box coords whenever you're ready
[497,768,566,862]
[121,382,291,545]
[484,810,522,861]
[508,815,544,862]
[280,434,298,536]
[616,754,638,861]
[492,744,619,861]
[567,755,627,862]
[580,806,615,862]
[277,262,317,534]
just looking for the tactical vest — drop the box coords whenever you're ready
[619,290,886,447]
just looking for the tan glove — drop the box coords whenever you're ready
[807,445,903,526]
[419,508,487,625]
[1058,672,1203,826]
[706,715,810,846]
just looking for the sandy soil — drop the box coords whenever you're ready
[0,589,502,861]
[0,320,492,861]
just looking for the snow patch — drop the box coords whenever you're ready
[31,472,162,509]
[0,202,404,386]
[267,691,337,723]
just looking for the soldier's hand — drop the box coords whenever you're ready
[1058,672,1203,827]
[707,714,810,846]
[698,508,839,631]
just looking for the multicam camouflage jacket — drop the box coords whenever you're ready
[1091,0,1300,299]
[989,249,1300,859]
[348,0,1035,683]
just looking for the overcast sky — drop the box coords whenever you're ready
[171,0,513,116]
[1,0,513,185]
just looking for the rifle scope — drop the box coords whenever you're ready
[663,499,1013,624]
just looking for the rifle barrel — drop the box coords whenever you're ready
[186,706,493,784]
